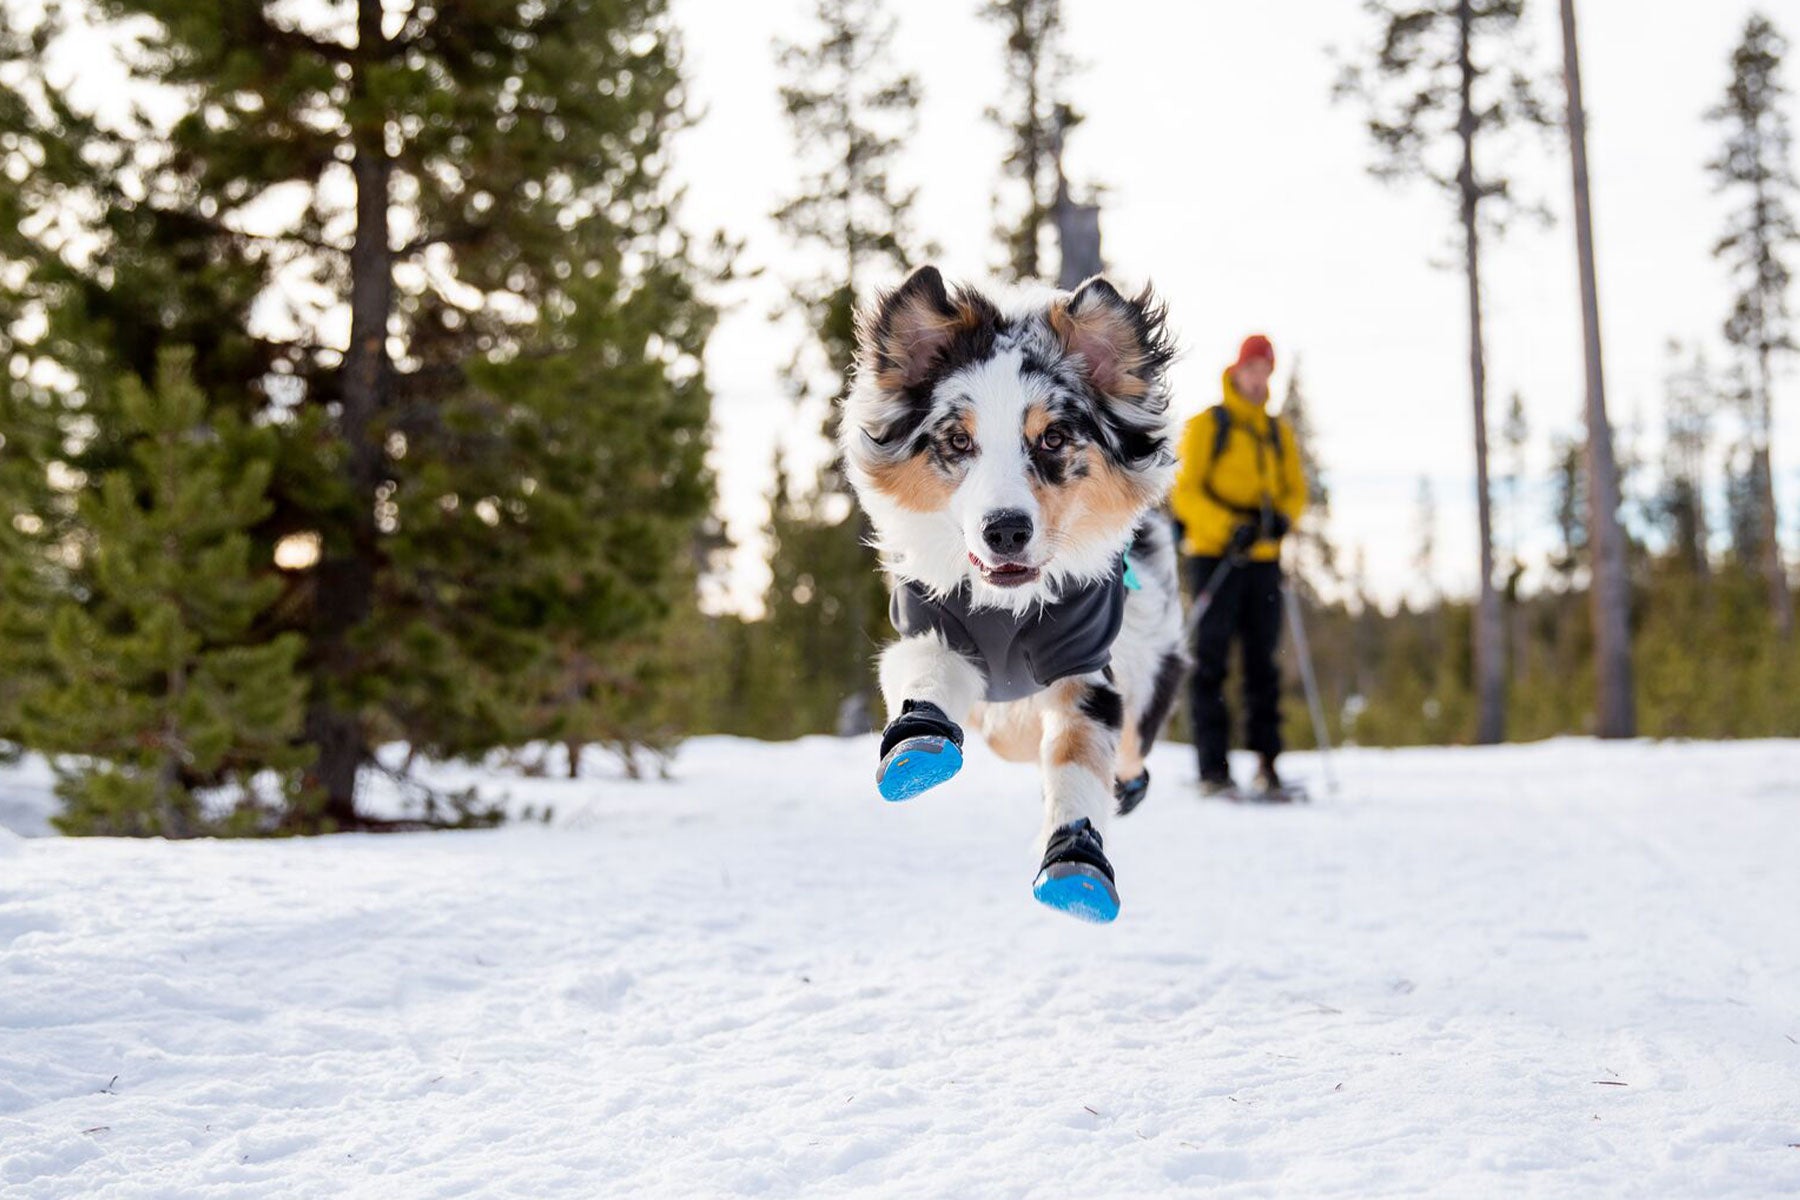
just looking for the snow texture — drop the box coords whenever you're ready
[2,736,1798,1198]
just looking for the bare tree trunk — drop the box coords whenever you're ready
[303,0,391,825]
[1051,113,1102,288]
[1458,0,1506,745]
[1559,0,1637,737]
[1016,2,1043,280]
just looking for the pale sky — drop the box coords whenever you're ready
[670,0,1795,613]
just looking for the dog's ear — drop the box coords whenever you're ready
[1050,277,1175,403]
[860,266,998,392]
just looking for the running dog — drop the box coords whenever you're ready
[841,266,1187,923]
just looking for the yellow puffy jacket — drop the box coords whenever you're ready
[1169,369,1306,562]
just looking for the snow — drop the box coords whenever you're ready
[2,736,1798,1198]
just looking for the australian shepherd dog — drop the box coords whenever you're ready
[841,266,1187,923]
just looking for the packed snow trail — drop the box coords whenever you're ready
[2,737,1798,1198]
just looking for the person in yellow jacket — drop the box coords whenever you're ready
[1169,334,1306,798]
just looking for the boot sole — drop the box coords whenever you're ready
[1032,862,1121,924]
[875,737,963,802]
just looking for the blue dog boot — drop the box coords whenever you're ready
[875,700,965,802]
[1032,817,1120,923]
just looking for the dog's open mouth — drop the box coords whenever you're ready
[970,553,1041,588]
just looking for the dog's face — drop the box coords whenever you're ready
[842,266,1177,610]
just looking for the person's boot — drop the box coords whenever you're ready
[1031,817,1119,923]
[875,700,964,801]
[1249,755,1298,803]
[1198,765,1238,799]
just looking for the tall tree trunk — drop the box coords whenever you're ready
[1458,0,1506,745]
[304,0,391,824]
[1756,345,1792,634]
[1017,2,1043,281]
[1559,0,1637,737]
[1051,114,1102,289]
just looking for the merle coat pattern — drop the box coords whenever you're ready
[841,265,1188,864]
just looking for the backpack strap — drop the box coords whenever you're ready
[1209,405,1231,460]
[1201,405,1259,521]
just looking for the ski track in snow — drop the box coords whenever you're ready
[2,737,1798,1198]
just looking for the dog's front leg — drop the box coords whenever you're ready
[1032,673,1124,922]
[872,633,984,801]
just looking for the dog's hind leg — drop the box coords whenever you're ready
[873,634,984,802]
[1031,674,1124,923]
[1114,648,1185,816]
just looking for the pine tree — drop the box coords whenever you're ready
[1725,449,1770,571]
[1498,391,1530,577]
[1336,0,1557,743]
[1498,390,1530,676]
[0,0,715,828]
[1707,12,1798,634]
[1278,360,1336,591]
[981,0,1085,283]
[1549,432,1589,587]
[1413,476,1439,598]
[0,364,64,759]
[767,0,926,733]
[1659,341,1715,579]
[17,353,308,836]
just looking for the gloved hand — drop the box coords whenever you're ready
[1263,511,1291,541]
[1228,521,1260,554]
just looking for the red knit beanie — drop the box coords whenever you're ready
[1234,335,1275,370]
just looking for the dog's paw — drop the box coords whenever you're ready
[1032,861,1120,924]
[1032,817,1119,923]
[876,735,963,802]
[875,699,964,802]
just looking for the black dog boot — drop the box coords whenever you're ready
[875,700,965,802]
[1031,817,1120,923]
[1114,768,1151,816]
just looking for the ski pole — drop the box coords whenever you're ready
[1182,553,1240,642]
[1283,583,1339,799]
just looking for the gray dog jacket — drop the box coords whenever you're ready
[889,558,1128,703]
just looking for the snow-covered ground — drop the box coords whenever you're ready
[2,736,1798,1198]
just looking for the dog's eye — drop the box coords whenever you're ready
[947,430,973,454]
[1038,428,1068,453]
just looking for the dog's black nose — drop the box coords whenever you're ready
[981,510,1034,557]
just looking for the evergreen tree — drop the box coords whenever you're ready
[1549,431,1588,587]
[0,0,715,829]
[1278,359,1336,591]
[1707,12,1798,633]
[1659,341,1715,579]
[980,0,1084,282]
[1498,390,1530,676]
[766,0,926,734]
[1413,476,1439,598]
[0,360,66,759]
[1337,0,1557,743]
[1725,449,1770,571]
[17,353,308,836]
[1499,391,1530,576]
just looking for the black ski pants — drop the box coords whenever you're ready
[1188,557,1284,779]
